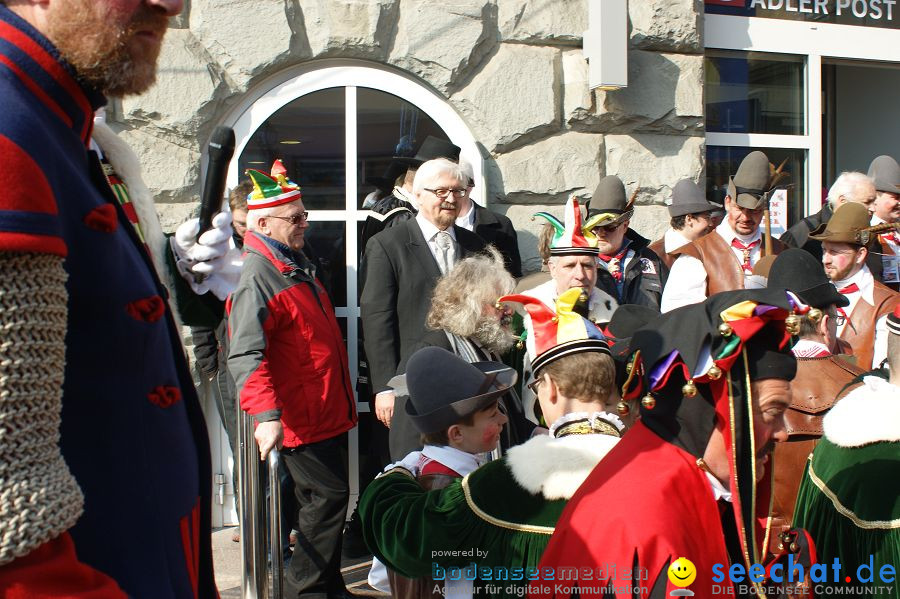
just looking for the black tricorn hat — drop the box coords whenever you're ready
[767,248,849,309]
[867,155,900,194]
[603,304,659,360]
[365,160,407,193]
[388,347,516,434]
[395,135,461,168]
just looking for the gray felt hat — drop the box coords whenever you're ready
[867,155,900,194]
[387,347,516,435]
[727,151,776,210]
[667,179,717,218]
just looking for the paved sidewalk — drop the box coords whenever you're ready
[212,527,389,597]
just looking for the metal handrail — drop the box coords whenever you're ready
[238,410,283,599]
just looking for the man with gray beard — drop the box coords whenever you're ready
[399,248,537,449]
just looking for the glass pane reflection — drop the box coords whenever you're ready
[706,51,805,135]
[239,88,345,211]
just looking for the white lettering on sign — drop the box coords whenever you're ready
[744,0,895,18]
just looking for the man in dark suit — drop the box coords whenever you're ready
[454,181,522,277]
[360,158,488,460]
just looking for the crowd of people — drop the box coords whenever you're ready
[0,1,898,598]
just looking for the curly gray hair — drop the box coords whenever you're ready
[426,246,514,337]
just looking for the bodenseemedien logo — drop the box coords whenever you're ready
[668,557,696,597]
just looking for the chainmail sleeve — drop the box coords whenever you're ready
[0,252,84,565]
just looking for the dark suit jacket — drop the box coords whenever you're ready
[472,204,522,277]
[360,218,487,459]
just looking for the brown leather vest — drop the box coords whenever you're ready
[839,280,900,370]
[673,232,787,295]
[768,355,864,555]
[388,473,459,599]
[648,237,677,270]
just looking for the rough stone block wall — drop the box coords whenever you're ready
[113,0,704,274]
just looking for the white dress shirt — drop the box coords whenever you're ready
[833,265,889,367]
[663,228,692,254]
[455,201,476,231]
[661,221,762,313]
[416,212,457,269]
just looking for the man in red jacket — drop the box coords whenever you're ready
[228,161,357,599]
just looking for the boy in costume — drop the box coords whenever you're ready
[359,288,623,599]
[374,345,512,599]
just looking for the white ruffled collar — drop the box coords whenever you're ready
[823,376,900,447]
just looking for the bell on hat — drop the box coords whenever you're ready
[534,196,600,257]
[387,346,516,435]
[584,175,634,230]
[767,248,849,310]
[498,287,610,374]
[667,179,717,218]
[809,202,871,245]
[727,151,780,210]
[867,155,900,195]
[246,159,302,210]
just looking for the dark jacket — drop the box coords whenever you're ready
[228,232,357,447]
[360,219,487,459]
[472,204,522,277]
[360,192,415,255]
[595,229,668,310]
[780,204,832,262]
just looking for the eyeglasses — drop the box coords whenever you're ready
[832,313,846,326]
[268,212,309,226]
[425,188,468,199]
[593,222,623,234]
[526,377,544,395]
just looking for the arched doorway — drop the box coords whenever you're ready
[211,61,481,522]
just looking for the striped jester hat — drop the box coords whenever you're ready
[533,195,599,257]
[245,159,302,210]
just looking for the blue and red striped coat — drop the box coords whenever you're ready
[0,7,215,598]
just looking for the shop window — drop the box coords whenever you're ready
[706,146,807,232]
[706,51,805,135]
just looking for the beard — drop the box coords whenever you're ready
[46,0,170,97]
[470,315,515,355]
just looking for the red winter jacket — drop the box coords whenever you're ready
[227,232,356,447]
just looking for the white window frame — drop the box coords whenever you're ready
[210,60,481,513]
[705,13,900,217]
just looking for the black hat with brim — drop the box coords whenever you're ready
[767,248,849,309]
[387,347,516,434]
[394,135,461,168]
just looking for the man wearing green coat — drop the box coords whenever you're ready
[794,305,900,597]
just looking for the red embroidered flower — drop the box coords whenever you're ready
[126,296,165,323]
[83,204,118,233]
[148,386,182,408]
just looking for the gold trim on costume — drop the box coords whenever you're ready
[806,463,900,530]
[461,475,556,535]
[741,350,768,599]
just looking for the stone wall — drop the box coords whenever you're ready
[114,0,705,273]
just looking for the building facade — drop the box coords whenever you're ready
[106,0,897,524]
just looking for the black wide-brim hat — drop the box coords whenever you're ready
[387,346,516,435]
[365,160,408,193]
[394,135,461,168]
[767,248,848,309]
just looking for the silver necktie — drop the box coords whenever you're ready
[435,230,454,275]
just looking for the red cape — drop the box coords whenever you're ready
[530,422,730,599]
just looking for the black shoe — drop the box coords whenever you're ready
[341,508,369,559]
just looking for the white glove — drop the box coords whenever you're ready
[172,211,244,300]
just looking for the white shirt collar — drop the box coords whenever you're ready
[421,444,485,476]
[834,265,875,305]
[663,228,692,254]
[715,219,761,245]
[416,212,456,242]
[791,339,832,358]
[706,472,732,502]
[393,185,417,205]
[455,201,476,231]
[872,215,886,226]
